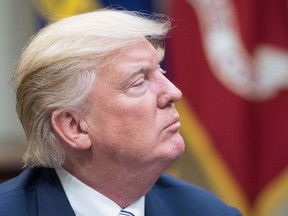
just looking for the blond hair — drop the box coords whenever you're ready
[14,9,170,167]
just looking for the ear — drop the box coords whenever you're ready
[51,110,91,150]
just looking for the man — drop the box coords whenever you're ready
[0,9,241,216]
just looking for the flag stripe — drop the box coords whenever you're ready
[176,98,249,215]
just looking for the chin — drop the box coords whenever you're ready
[171,133,185,155]
[161,136,185,163]
[172,143,185,160]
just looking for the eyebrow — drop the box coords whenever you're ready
[119,63,150,88]
[119,49,165,88]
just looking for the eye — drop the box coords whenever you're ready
[126,76,147,97]
[131,77,145,88]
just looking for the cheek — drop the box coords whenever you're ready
[119,108,157,136]
[88,90,159,146]
[112,103,159,146]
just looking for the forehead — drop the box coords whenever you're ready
[98,39,164,81]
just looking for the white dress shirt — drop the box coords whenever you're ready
[55,167,145,216]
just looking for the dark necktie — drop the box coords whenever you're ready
[118,209,135,216]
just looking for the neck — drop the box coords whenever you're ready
[63,156,168,208]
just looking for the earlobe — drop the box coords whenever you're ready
[51,110,91,150]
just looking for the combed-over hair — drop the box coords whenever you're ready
[14,9,171,167]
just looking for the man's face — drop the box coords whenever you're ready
[83,38,184,169]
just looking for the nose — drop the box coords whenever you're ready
[157,73,182,109]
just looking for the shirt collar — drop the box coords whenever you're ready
[55,167,145,216]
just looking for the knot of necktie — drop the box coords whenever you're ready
[118,209,135,216]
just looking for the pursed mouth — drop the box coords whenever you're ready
[164,116,181,131]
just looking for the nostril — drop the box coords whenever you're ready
[157,95,170,109]
[157,88,182,109]
[167,100,174,107]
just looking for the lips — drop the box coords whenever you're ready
[164,115,181,131]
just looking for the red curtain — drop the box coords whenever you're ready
[166,0,288,215]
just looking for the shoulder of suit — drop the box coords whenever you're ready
[156,173,202,189]
[0,167,55,196]
[151,173,242,216]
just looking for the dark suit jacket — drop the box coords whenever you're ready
[0,167,241,216]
